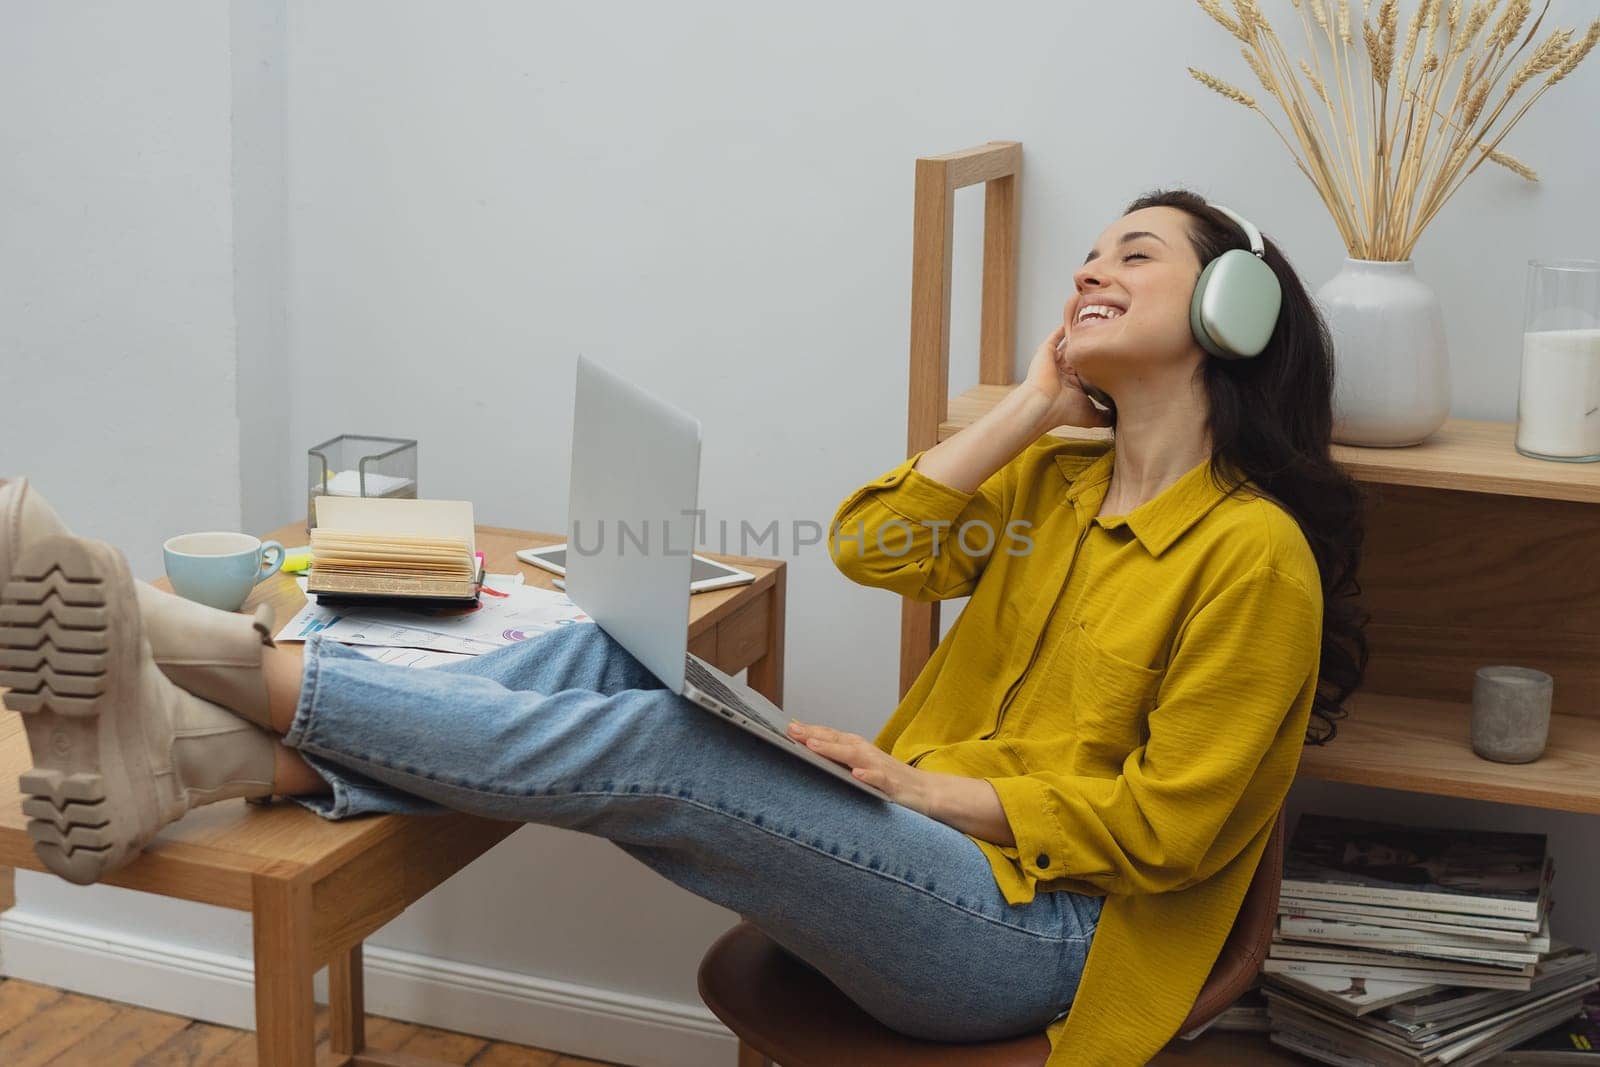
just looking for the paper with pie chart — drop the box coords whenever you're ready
[274,573,592,658]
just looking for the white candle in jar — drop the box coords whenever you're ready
[1516,328,1600,458]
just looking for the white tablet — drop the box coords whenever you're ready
[515,543,757,594]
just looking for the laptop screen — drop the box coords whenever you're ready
[563,355,700,693]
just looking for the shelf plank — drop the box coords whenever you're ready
[1297,691,1600,814]
[938,384,1600,504]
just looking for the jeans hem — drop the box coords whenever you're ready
[282,634,357,819]
[283,633,323,750]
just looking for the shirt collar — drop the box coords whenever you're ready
[1057,443,1240,558]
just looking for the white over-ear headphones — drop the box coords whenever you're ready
[1189,203,1283,360]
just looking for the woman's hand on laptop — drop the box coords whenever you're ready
[786,721,1017,846]
[786,721,931,812]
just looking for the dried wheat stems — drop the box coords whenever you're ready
[1189,0,1598,260]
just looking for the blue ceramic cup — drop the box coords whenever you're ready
[163,532,286,612]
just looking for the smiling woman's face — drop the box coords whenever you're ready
[1060,206,1207,393]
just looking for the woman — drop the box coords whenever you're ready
[0,189,1367,1064]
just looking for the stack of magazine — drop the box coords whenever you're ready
[1260,814,1597,1066]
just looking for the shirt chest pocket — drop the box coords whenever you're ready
[1032,620,1166,767]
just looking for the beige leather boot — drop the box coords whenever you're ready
[0,477,70,577]
[2,478,275,728]
[0,535,279,885]
[133,584,276,730]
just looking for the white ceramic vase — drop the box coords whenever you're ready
[1316,258,1451,447]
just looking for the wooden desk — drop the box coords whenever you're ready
[0,522,787,1066]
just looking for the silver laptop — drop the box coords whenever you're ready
[564,355,888,801]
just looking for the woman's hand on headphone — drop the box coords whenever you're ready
[1023,325,1114,430]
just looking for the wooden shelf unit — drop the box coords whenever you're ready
[941,384,1600,504]
[1296,693,1600,815]
[902,142,1600,1065]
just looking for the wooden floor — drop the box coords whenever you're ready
[0,975,1308,1066]
[0,977,615,1066]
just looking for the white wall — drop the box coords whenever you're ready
[0,0,261,1015]
[3,2,1599,1064]
[0,0,276,1037]
[233,0,293,537]
[0,0,242,574]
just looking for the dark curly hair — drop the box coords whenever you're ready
[1108,189,1372,744]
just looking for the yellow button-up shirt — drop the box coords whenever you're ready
[830,432,1322,1065]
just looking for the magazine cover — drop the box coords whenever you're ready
[1267,978,1596,1054]
[1284,814,1548,920]
[1264,970,1443,1017]
[1278,893,1549,935]
[1490,988,1600,1062]
[1272,939,1536,974]
[1280,912,1549,956]
[1276,928,1543,969]
[1365,983,1599,1049]
[1278,904,1553,946]
[1264,958,1534,991]
[1270,991,1590,1067]
[1386,947,1596,1025]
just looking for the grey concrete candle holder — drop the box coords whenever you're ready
[1471,666,1553,764]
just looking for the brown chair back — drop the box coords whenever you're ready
[1177,804,1286,1034]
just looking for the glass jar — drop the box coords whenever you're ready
[1515,259,1600,462]
[307,435,418,531]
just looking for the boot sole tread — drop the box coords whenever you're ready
[1,567,104,605]
[0,644,107,676]
[1,537,162,885]
[0,597,113,633]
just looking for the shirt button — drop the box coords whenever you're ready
[1036,853,1051,869]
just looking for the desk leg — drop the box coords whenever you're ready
[745,568,785,704]
[330,942,367,1056]
[253,873,317,1067]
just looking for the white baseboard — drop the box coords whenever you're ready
[0,909,737,1067]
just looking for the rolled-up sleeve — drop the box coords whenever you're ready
[987,565,1321,898]
[828,450,1010,602]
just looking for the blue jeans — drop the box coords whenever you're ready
[282,622,1101,1041]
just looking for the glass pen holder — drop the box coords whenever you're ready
[1515,259,1600,462]
[307,435,418,531]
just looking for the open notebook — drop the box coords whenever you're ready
[307,497,484,604]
